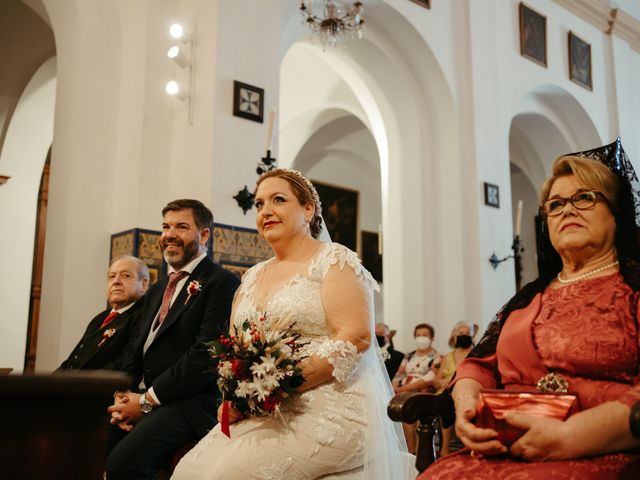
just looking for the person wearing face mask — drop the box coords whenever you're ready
[433,321,479,455]
[434,322,479,393]
[392,324,441,394]
[392,323,442,453]
[375,322,405,380]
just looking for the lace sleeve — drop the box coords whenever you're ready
[318,243,380,292]
[314,338,363,383]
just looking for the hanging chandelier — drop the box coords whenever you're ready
[300,1,365,48]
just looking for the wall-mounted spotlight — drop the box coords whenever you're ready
[169,23,191,41]
[165,80,189,101]
[167,44,191,69]
[165,21,196,124]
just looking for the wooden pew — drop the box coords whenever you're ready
[0,371,129,480]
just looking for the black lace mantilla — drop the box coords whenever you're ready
[468,138,640,361]
[570,137,640,224]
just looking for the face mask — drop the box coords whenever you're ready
[415,336,432,350]
[455,335,473,348]
[375,335,386,347]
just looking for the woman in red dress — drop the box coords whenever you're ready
[422,139,640,479]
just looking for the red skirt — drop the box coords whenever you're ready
[419,449,640,480]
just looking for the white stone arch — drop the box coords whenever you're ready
[280,107,371,171]
[510,84,602,172]
[508,84,602,285]
[277,1,461,352]
[0,56,56,372]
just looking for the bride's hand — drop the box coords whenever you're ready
[217,401,243,425]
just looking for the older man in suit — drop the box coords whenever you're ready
[105,199,240,480]
[58,255,149,371]
[375,322,404,380]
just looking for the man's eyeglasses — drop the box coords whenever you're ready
[541,190,603,217]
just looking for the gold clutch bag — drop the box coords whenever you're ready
[475,388,579,446]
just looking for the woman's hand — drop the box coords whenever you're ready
[453,380,507,456]
[217,401,243,425]
[506,413,572,461]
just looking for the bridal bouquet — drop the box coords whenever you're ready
[207,314,306,436]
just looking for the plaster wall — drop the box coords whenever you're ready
[36,0,223,371]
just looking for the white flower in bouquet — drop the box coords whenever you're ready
[250,355,278,377]
[218,360,234,379]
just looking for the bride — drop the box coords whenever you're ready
[172,168,413,479]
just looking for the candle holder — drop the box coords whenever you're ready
[234,150,277,214]
[512,235,524,291]
[489,236,524,290]
[256,150,276,175]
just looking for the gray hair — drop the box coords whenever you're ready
[110,255,150,282]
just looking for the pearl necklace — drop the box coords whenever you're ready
[557,260,619,284]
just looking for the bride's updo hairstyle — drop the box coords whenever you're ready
[255,168,324,239]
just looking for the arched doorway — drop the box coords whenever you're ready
[0,56,56,372]
[508,85,601,287]
[278,2,461,351]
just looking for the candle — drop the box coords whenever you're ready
[515,200,523,238]
[378,224,383,255]
[265,109,275,152]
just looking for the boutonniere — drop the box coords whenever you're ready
[185,280,203,305]
[98,328,116,348]
[380,344,391,361]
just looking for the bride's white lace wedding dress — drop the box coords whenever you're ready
[172,243,413,480]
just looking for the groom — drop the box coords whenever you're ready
[105,199,240,480]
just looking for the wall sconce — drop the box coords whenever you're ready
[165,22,196,124]
[489,236,524,290]
[233,150,277,215]
[233,186,255,215]
[234,111,278,214]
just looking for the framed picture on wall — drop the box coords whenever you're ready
[233,81,264,123]
[568,31,592,90]
[410,0,430,8]
[519,2,547,67]
[361,231,382,282]
[312,180,359,251]
[484,182,500,208]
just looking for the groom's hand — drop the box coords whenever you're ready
[108,391,142,431]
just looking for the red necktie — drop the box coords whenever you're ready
[156,271,189,327]
[100,311,119,329]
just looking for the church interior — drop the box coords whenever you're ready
[0,0,639,374]
[1,1,640,478]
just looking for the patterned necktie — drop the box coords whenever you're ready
[156,271,189,327]
[100,311,119,329]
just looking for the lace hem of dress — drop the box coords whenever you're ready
[315,339,363,383]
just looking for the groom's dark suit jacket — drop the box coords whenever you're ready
[58,298,145,371]
[124,256,239,437]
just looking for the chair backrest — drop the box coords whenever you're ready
[0,371,130,480]
[388,391,455,473]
